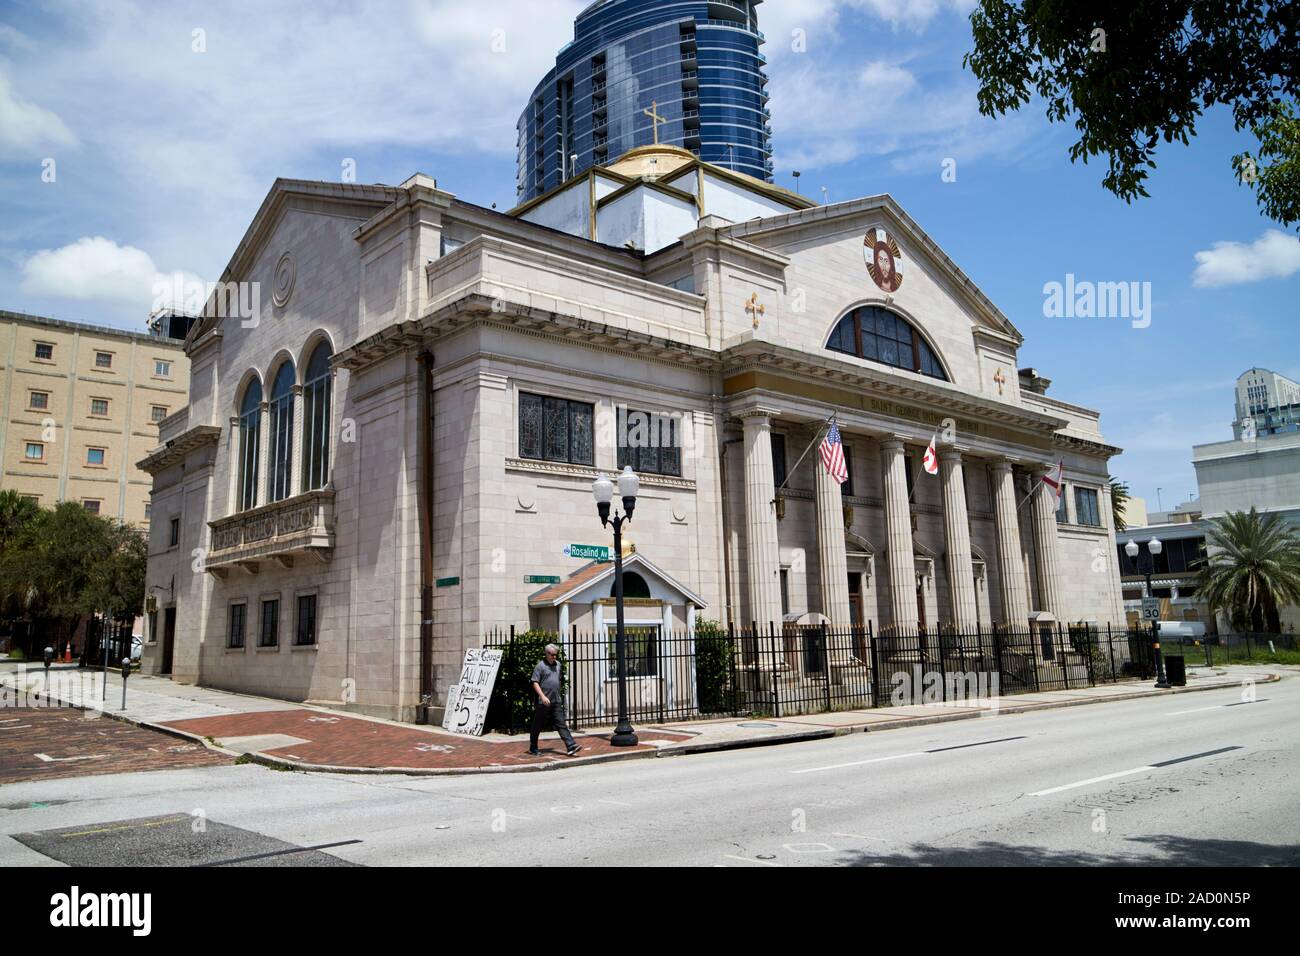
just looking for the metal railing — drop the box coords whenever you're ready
[483,622,1159,732]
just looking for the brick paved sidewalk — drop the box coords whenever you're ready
[160,709,690,771]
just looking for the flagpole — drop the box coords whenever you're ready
[775,411,837,495]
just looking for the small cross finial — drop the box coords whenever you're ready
[745,292,766,329]
[643,100,665,145]
[993,368,1006,395]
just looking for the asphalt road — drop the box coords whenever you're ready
[3,674,1297,867]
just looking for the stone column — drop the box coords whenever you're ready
[880,438,919,632]
[289,383,305,497]
[815,428,851,626]
[940,448,979,633]
[1030,465,1065,620]
[991,459,1030,627]
[256,402,271,506]
[741,410,783,627]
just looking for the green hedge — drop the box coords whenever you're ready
[485,629,566,734]
[694,618,735,715]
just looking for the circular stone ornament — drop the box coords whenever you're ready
[272,251,297,308]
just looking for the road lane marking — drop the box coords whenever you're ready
[833,832,888,843]
[793,736,1024,774]
[722,854,781,867]
[60,816,189,838]
[792,751,924,774]
[1168,701,1264,716]
[1030,746,1243,796]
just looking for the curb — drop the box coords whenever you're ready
[2,671,1281,777]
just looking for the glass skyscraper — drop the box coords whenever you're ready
[516,0,772,202]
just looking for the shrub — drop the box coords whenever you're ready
[694,618,735,715]
[484,629,564,733]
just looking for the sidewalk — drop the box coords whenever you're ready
[0,660,1283,775]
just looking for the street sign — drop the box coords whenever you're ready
[525,575,561,584]
[436,576,460,588]
[1141,597,1161,621]
[565,544,610,561]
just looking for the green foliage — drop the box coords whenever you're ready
[1194,508,1300,634]
[0,498,147,627]
[488,629,565,732]
[693,618,736,714]
[1235,101,1300,232]
[7,647,24,660]
[964,2,1300,228]
[1109,476,1130,533]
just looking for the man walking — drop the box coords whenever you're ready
[529,643,582,756]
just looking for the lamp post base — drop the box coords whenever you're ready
[611,722,639,747]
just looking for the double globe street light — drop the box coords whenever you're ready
[592,465,640,747]
[1125,536,1170,689]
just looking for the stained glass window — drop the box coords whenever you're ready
[826,306,948,381]
[520,392,594,466]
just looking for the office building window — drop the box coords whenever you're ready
[154,359,172,377]
[87,448,106,466]
[83,500,101,514]
[91,398,109,416]
[95,351,113,368]
[25,442,43,460]
[29,391,48,410]
[34,342,53,360]
[151,405,168,423]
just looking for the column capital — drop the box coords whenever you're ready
[734,404,782,423]
[879,435,909,452]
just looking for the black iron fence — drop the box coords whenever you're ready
[483,621,1165,732]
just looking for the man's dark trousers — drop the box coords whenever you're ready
[530,698,577,751]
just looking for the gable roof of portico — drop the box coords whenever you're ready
[528,552,707,609]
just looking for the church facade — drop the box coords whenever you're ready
[139,145,1125,722]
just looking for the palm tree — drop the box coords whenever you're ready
[1109,476,1131,532]
[1195,508,1300,633]
[0,489,38,552]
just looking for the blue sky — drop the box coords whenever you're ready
[1,0,1297,510]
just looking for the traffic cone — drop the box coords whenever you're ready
[62,641,72,663]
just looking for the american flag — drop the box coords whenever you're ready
[820,421,848,484]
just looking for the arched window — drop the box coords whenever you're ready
[267,361,295,502]
[300,342,332,491]
[237,379,262,511]
[826,306,948,380]
[614,572,652,599]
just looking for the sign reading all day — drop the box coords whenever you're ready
[442,648,504,737]
[1141,597,1161,621]
[566,544,610,561]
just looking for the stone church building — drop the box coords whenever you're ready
[140,144,1125,722]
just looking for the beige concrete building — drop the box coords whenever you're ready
[140,145,1126,721]
[0,310,189,526]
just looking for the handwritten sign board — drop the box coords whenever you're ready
[442,648,503,737]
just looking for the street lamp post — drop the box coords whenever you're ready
[1125,537,1170,689]
[592,466,640,747]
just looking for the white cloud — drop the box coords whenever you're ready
[20,236,201,314]
[0,72,76,155]
[763,0,975,54]
[1192,230,1300,288]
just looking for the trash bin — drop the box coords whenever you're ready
[1164,654,1186,687]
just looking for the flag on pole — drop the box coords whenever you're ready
[1042,459,1064,501]
[819,420,848,484]
[921,433,939,476]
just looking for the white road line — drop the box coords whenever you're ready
[1167,704,1228,716]
[722,854,781,867]
[832,831,888,843]
[1029,766,1155,797]
[792,751,924,774]
[597,798,632,807]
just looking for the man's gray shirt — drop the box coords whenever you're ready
[531,659,562,702]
